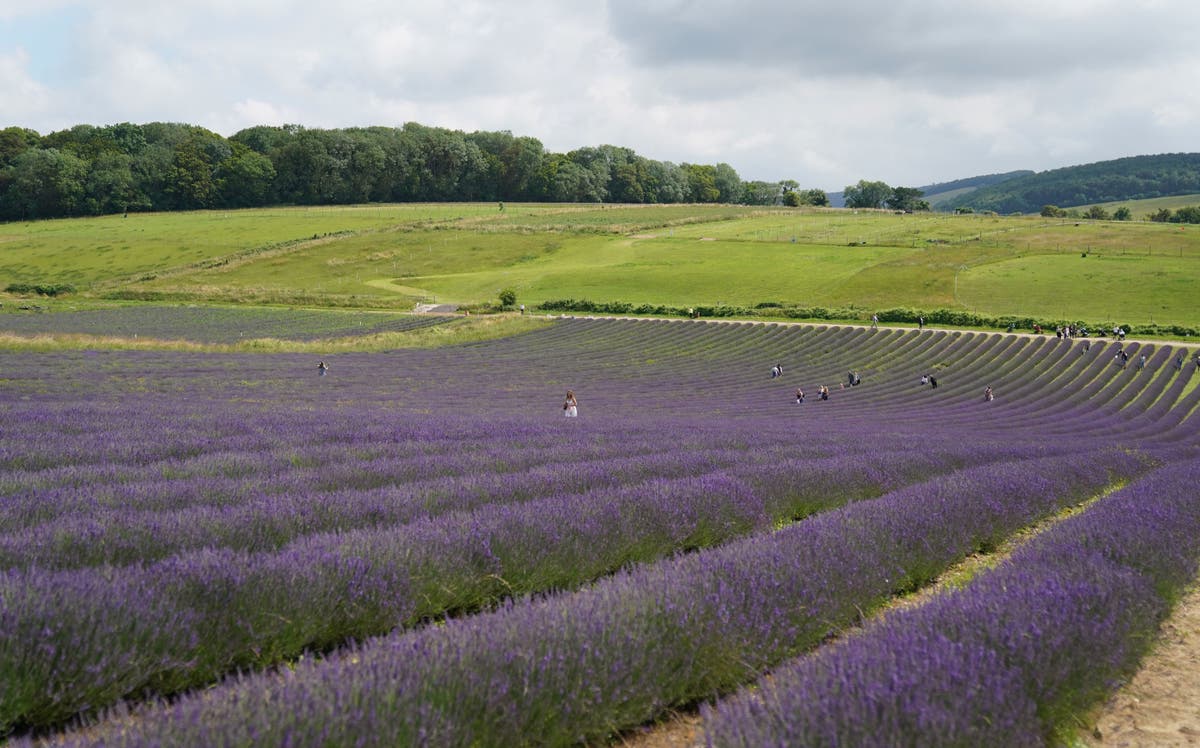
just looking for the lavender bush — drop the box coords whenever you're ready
[23,452,1151,746]
[703,461,1200,747]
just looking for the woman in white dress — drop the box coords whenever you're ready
[563,390,578,417]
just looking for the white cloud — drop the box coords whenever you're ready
[0,48,49,119]
[3,0,1199,189]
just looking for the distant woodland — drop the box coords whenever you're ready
[2,122,1198,221]
[0,122,830,221]
[951,153,1200,214]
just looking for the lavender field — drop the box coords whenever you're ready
[1,317,1198,746]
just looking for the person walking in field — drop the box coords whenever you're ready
[984,386,993,402]
[918,316,925,330]
[317,360,329,376]
[871,314,878,329]
[929,375,938,389]
[1137,354,1147,370]
[563,390,578,417]
[795,388,805,404]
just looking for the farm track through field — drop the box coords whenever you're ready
[2,317,1198,745]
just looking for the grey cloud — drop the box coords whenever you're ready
[604,0,1196,88]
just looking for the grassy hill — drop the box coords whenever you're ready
[920,171,1034,210]
[1076,193,1200,217]
[951,153,1200,214]
[2,203,1198,330]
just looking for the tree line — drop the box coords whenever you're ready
[0,122,831,221]
[841,180,930,212]
[1039,203,1200,224]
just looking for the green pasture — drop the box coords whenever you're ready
[398,237,901,307]
[464,203,760,232]
[1082,193,1200,215]
[957,252,1200,325]
[3,203,1198,327]
[0,204,512,288]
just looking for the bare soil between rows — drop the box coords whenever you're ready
[1088,581,1200,746]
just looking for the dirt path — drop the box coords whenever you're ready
[1088,581,1200,746]
[615,711,704,748]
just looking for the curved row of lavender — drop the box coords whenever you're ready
[3,425,1037,570]
[25,453,1150,747]
[703,459,1200,746]
[2,317,1197,742]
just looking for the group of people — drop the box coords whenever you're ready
[315,323,1200,423]
[793,384,833,403]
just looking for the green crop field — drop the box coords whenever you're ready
[2,203,1198,330]
[1080,193,1200,215]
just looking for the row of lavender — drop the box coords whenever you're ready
[2,409,1059,732]
[705,459,1200,746]
[26,451,1155,746]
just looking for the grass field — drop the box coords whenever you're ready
[2,203,1198,327]
[1080,192,1200,215]
[958,252,1200,325]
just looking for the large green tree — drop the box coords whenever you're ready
[886,186,929,212]
[0,148,87,219]
[683,163,720,202]
[843,179,892,209]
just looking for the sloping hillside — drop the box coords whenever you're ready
[829,171,1031,209]
[921,171,1033,209]
[951,153,1200,214]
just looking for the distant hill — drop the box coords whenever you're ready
[921,171,1033,209]
[949,153,1200,214]
[828,170,1030,208]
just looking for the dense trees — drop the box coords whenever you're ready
[954,153,1200,214]
[1148,205,1200,224]
[0,121,829,220]
[843,180,893,209]
[843,180,928,212]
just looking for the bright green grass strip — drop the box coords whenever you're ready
[0,204,510,288]
[958,253,1200,325]
[0,314,554,353]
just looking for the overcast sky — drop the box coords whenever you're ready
[2,0,1197,190]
